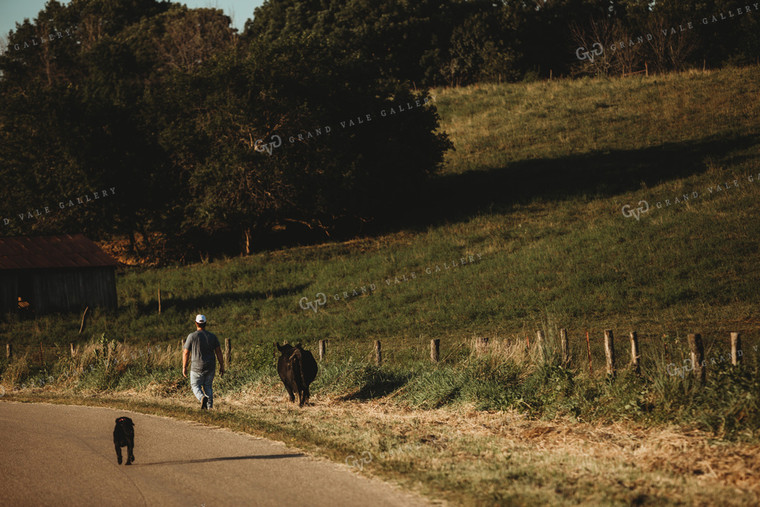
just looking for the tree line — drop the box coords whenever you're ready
[0,0,757,261]
[248,0,759,85]
[0,0,450,261]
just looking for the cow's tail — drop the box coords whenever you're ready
[289,349,308,404]
[289,349,304,386]
[299,354,307,393]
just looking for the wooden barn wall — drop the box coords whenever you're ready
[30,267,117,314]
[0,272,19,313]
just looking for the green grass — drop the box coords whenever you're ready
[3,65,760,438]
[435,67,759,175]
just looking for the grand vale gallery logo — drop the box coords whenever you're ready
[0,25,79,55]
[621,200,649,221]
[299,252,483,313]
[576,43,603,62]
[1,187,117,228]
[620,174,758,221]
[299,292,330,313]
[576,3,760,61]
[255,96,435,156]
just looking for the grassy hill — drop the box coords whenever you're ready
[2,65,759,401]
[4,65,760,506]
[5,65,760,352]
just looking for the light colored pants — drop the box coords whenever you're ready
[189,370,215,408]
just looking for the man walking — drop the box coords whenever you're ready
[182,314,224,410]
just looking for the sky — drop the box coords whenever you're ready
[0,0,266,39]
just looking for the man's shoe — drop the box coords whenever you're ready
[201,395,208,410]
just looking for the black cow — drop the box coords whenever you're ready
[113,416,135,465]
[276,342,318,406]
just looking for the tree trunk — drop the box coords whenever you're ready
[243,227,251,256]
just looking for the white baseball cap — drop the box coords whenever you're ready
[195,314,206,324]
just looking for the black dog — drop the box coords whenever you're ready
[113,416,135,465]
[276,342,318,407]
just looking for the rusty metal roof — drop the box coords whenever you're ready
[0,234,118,270]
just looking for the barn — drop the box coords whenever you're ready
[0,234,118,315]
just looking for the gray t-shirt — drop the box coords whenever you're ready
[184,330,221,374]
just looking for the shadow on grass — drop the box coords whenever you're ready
[255,133,760,247]
[338,369,411,401]
[132,283,310,314]
[132,453,305,466]
[392,133,760,228]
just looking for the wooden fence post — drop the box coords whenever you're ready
[731,332,742,366]
[79,306,89,335]
[604,330,615,376]
[6,343,11,362]
[560,329,569,366]
[688,333,705,384]
[431,339,440,363]
[629,331,640,374]
[375,340,382,365]
[224,338,231,367]
[157,285,162,315]
[535,331,545,361]
[319,339,327,361]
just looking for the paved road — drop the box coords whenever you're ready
[0,402,431,507]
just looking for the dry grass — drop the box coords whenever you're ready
[217,390,760,505]
[8,382,759,505]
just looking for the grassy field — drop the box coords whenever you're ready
[2,65,760,504]
[4,68,760,348]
